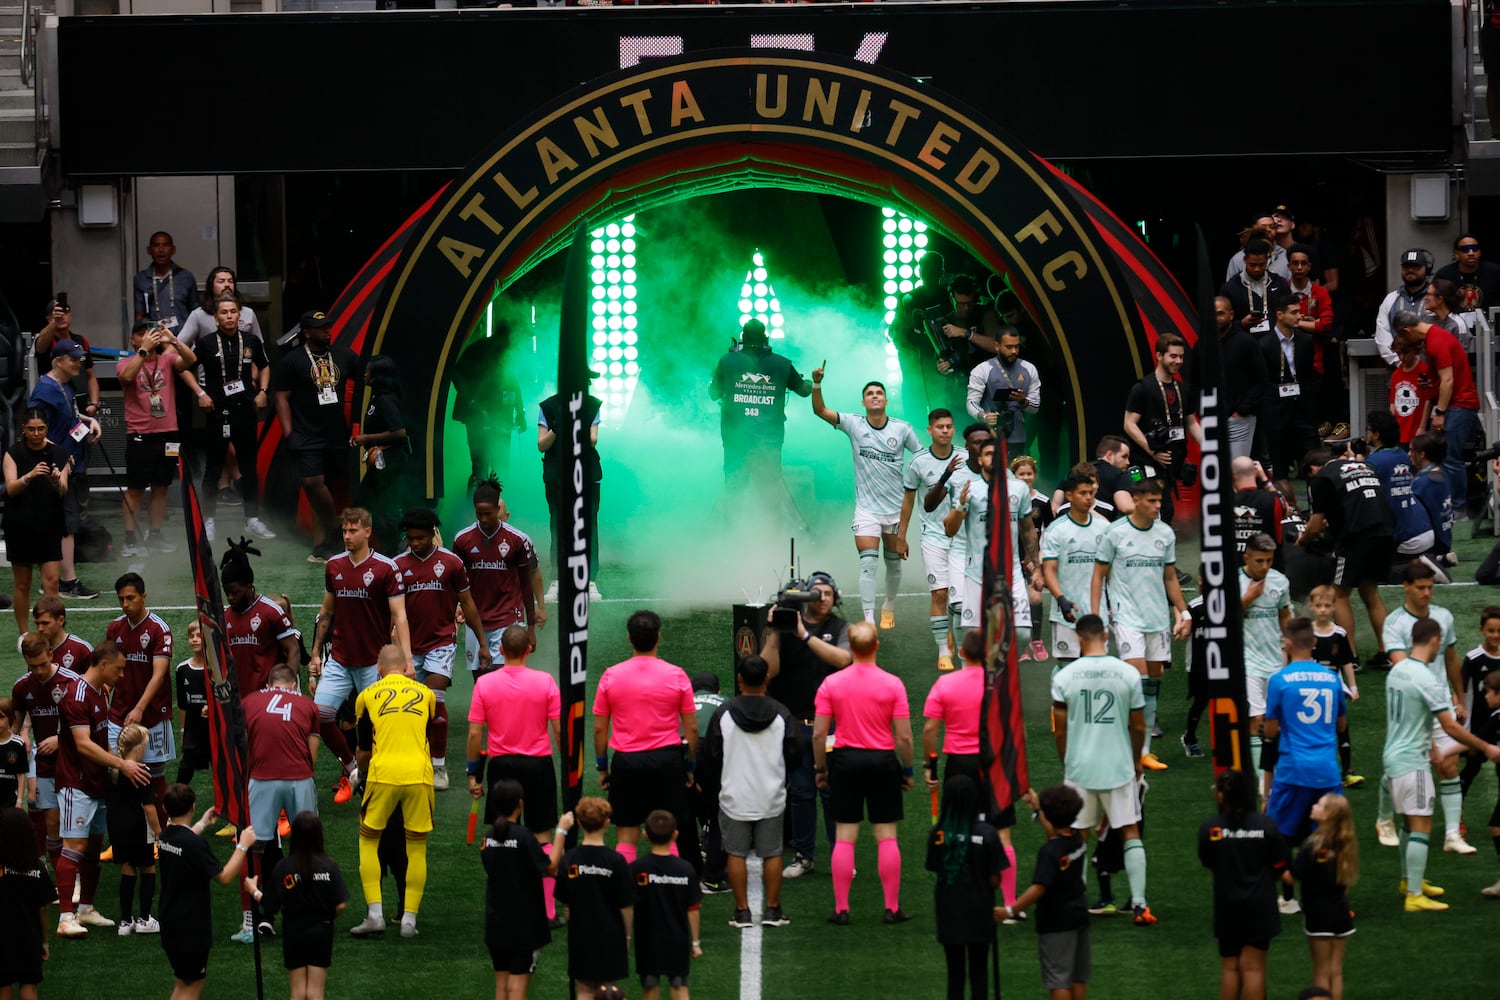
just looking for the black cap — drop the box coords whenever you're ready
[1271,204,1295,222]
[299,310,332,330]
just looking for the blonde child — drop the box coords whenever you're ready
[1288,794,1357,1000]
[1010,455,1049,662]
[1307,586,1362,787]
[108,723,161,935]
[552,797,633,1000]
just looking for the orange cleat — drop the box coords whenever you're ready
[333,777,354,805]
[277,810,292,838]
[1141,753,1169,772]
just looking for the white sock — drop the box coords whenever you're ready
[882,552,902,610]
[858,549,879,622]
[1440,778,1463,837]
[930,616,950,656]
[432,756,446,768]
[241,909,253,931]
[368,902,383,922]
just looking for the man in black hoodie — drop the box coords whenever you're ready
[1215,295,1268,461]
[701,654,801,930]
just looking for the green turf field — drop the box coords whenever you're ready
[27,501,1500,1000]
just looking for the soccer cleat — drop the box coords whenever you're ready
[278,811,292,838]
[117,921,134,936]
[1278,897,1301,915]
[204,518,215,542]
[1029,639,1047,662]
[75,908,115,928]
[1087,899,1118,916]
[882,908,912,925]
[59,579,99,600]
[216,823,238,839]
[245,517,277,540]
[1443,831,1478,855]
[937,656,955,673]
[1480,879,1500,898]
[218,486,242,507]
[1375,817,1399,847]
[349,916,387,937]
[784,855,814,879]
[333,776,354,805]
[99,846,114,861]
[134,916,160,934]
[1399,878,1444,898]
[400,920,418,939]
[1132,904,1157,926]
[1404,893,1450,912]
[879,609,896,630]
[827,910,850,926]
[545,580,559,601]
[729,908,755,929]
[56,918,87,939]
[700,879,731,895]
[1002,909,1028,926]
[256,920,277,938]
[1141,753,1168,771]
[1343,774,1366,789]
[1180,734,1205,758]
[1150,723,1164,740]
[432,766,449,791]
[229,928,255,943]
[588,581,603,599]
[761,906,791,927]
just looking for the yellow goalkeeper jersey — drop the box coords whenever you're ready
[355,673,436,786]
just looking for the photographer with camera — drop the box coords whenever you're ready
[966,327,1039,455]
[28,337,101,601]
[1123,332,1202,525]
[761,572,852,881]
[116,319,198,557]
[929,276,1001,379]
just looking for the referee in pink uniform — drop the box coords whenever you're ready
[592,610,697,866]
[813,620,914,926]
[466,624,564,922]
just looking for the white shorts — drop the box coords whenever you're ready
[413,643,457,682]
[1051,622,1079,661]
[464,626,503,673]
[107,720,176,766]
[1386,770,1435,817]
[313,654,378,710]
[946,545,966,607]
[58,786,106,837]
[852,508,900,538]
[1066,778,1142,830]
[1113,625,1170,664]
[958,576,1032,630]
[1432,718,1461,756]
[1246,674,1270,718]
[921,539,952,592]
[34,775,57,810]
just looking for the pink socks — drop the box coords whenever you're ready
[831,840,856,913]
[615,840,637,864]
[876,837,901,912]
[1001,844,1018,908]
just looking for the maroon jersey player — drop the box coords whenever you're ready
[453,478,545,676]
[12,631,80,865]
[55,642,150,938]
[220,538,302,697]
[32,595,92,675]
[105,573,174,822]
[396,506,490,791]
[309,507,411,803]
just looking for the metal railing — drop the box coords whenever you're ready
[19,0,35,86]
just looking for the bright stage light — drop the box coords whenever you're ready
[877,207,933,387]
[738,248,787,340]
[590,215,640,423]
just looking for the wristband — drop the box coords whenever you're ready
[596,754,609,771]
[901,765,915,779]
[692,940,701,947]
[925,754,939,782]
[235,843,249,854]
[684,759,696,773]
[466,759,482,777]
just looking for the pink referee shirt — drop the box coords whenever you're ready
[592,655,694,753]
[923,665,984,754]
[470,664,561,757]
[814,661,909,751]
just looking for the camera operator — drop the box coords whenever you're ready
[892,252,951,414]
[709,318,813,519]
[761,572,853,881]
[965,327,1039,455]
[1123,333,1202,525]
[929,276,1001,380]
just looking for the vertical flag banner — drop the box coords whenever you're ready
[1191,228,1253,775]
[980,437,1029,813]
[557,223,592,818]
[178,461,250,829]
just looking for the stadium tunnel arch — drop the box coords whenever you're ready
[278,49,1190,499]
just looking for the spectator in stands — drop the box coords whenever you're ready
[1373,249,1434,366]
[1221,238,1290,335]
[1394,311,1480,519]
[177,266,264,504]
[1433,233,1500,314]
[116,320,198,558]
[1226,216,1291,283]
[32,298,101,430]
[1286,244,1340,434]
[177,267,265,347]
[3,409,69,632]
[132,232,198,336]
[1408,432,1454,567]
[1215,294,1268,461]
[1261,292,1319,493]
[27,339,100,601]
[197,295,275,544]
[1364,411,1436,573]
[1424,279,1471,351]
[1389,332,1433,446]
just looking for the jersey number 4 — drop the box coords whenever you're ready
[264,693,295,722]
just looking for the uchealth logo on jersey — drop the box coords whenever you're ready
[363,569,375,587]
[734,626,755,659]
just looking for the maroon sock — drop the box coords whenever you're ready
[46,838,61,870]
[428,696,448,759]
[56,849,81,917]
[319,718,354,770]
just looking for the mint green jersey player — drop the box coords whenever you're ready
[836,412,921,516]
[1042,513,1109,626]
[903,447,956,548]
[1242,566,1292,679]
[1093,516,1176,631]
[946,462,981,563]
[1383,604,1457,684]
[1051,654,1146,789]
[1383,658,1453,778]
[954,472,1028,584]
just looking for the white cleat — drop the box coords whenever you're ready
[1375,817,1399,847]
[1444,831,1478,855]
[75,908,115,928]
[432,765,449,791]
[245,517,277,540]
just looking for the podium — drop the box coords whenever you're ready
[731,605,771,694]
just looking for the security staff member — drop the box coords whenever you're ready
[1260,292,1320,496]
[196,293,273,540]
[761,573,852,880]
[708,319,813,517]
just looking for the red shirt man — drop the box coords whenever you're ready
[454,480,545,674]
[225,593,300,697]
[105,575,174,777]
[13,631,80,858]
[242,669,320,782]
[32,597,92,674]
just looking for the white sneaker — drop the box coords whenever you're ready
[75,907,115,928]
[117,920,134,936]
[1444,831,1478,855]
[205,517,216,542]
[135,916,160,934]
[1278,897,1301,915]
[783,855,814,879]
[1481,878,1500,898]
[245,517,277,540]
[349,915,386,937]
[400,917,418,939]
[544,580,559,601]
[1376,817,1399,847]
[432,765,449,791]
[588,581,603,599]
[57,917,87,939]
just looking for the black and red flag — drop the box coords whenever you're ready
[978,437,1030,815]
[178,460,250,829]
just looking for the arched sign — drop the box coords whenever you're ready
[359,49,1154,496]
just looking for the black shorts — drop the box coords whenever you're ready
[163,941,209,983]
[0,952,43,986]
[609,747,688,828]
[109,836,155,869]
[943,754,1017,829]
[827,748,904,825]
[1216,933,1271,959]
[289,446,348,482]
[486,754,559,832]
[4,528,62,567]
[282,921,335,969]
[124,433,178,489]
[61,473,82,536]
[489,944,539,975]
[641,974,690,989]
[1332,535,1396,590]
